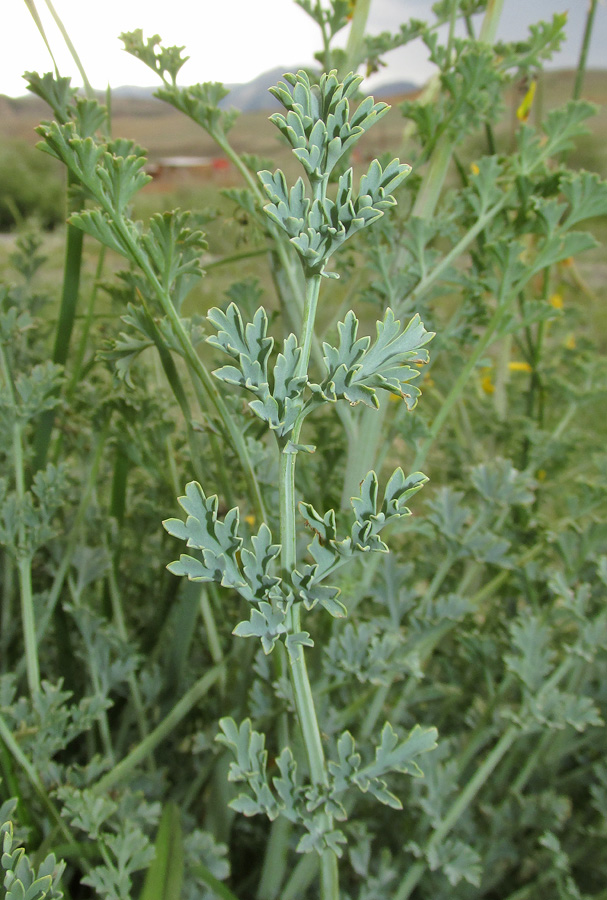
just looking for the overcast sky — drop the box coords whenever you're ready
[2,0,605,98]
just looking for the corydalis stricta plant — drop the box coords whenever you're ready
[164,69,437,899]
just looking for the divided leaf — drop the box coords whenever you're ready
[311,309,433,408]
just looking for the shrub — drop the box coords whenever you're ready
[0,140,65,231]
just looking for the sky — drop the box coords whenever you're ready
[2,0,605,98]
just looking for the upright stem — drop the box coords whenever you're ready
[33,173,84,470]
[341,0,373,76]
[278,272,338,898]
[573,0,598,100]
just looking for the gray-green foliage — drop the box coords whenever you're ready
[2,2,607,899]
[1,802,64,900]
[163,68,436,868]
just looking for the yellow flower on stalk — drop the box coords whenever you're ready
[470,162,480,176]
[244,514,256,527]
[565,334,576,350]
[516,80,537,123]
[549,293,563,309]
[508,360,533,373]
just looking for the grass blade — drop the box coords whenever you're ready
[139,802,184,900]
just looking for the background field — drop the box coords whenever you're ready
[2,68,606,348]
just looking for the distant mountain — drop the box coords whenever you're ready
[97,68,418,112]
[2,68,419,119]
[371,79,418,98]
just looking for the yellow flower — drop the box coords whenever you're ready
[516,81,537,123]
[481,374,495,395]
[244,514,256,527]
[565,334,576,350]
[470,162,480,176]
[549,293,563,309]
[508,360,533,373]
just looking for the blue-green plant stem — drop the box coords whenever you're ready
[478,0,505,43]
[16,553,38,698]
[340,0,372,76]
[394,725,518,900]
[200,585,224,667]
[277,271,338,898]
[94,662,224,793]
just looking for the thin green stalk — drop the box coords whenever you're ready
[420,552,457,612]
[394,726,518,900]
[200,585,224,668]
[33,174,84,471]
[17,551,38,697]
[340,0,372,76]
[256,816,292,900]
[94,662,224,793]
[0,344,40,695]
[478,0,505,43]
[573,0,598,100]
[22,0,59,74]
[360,682,390,739]
[282,853,319,900]
[277,272,338,898]
[189,863,242,900]
[41,0,94,96]
[279,451,326,789]
[411,134,454,221]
